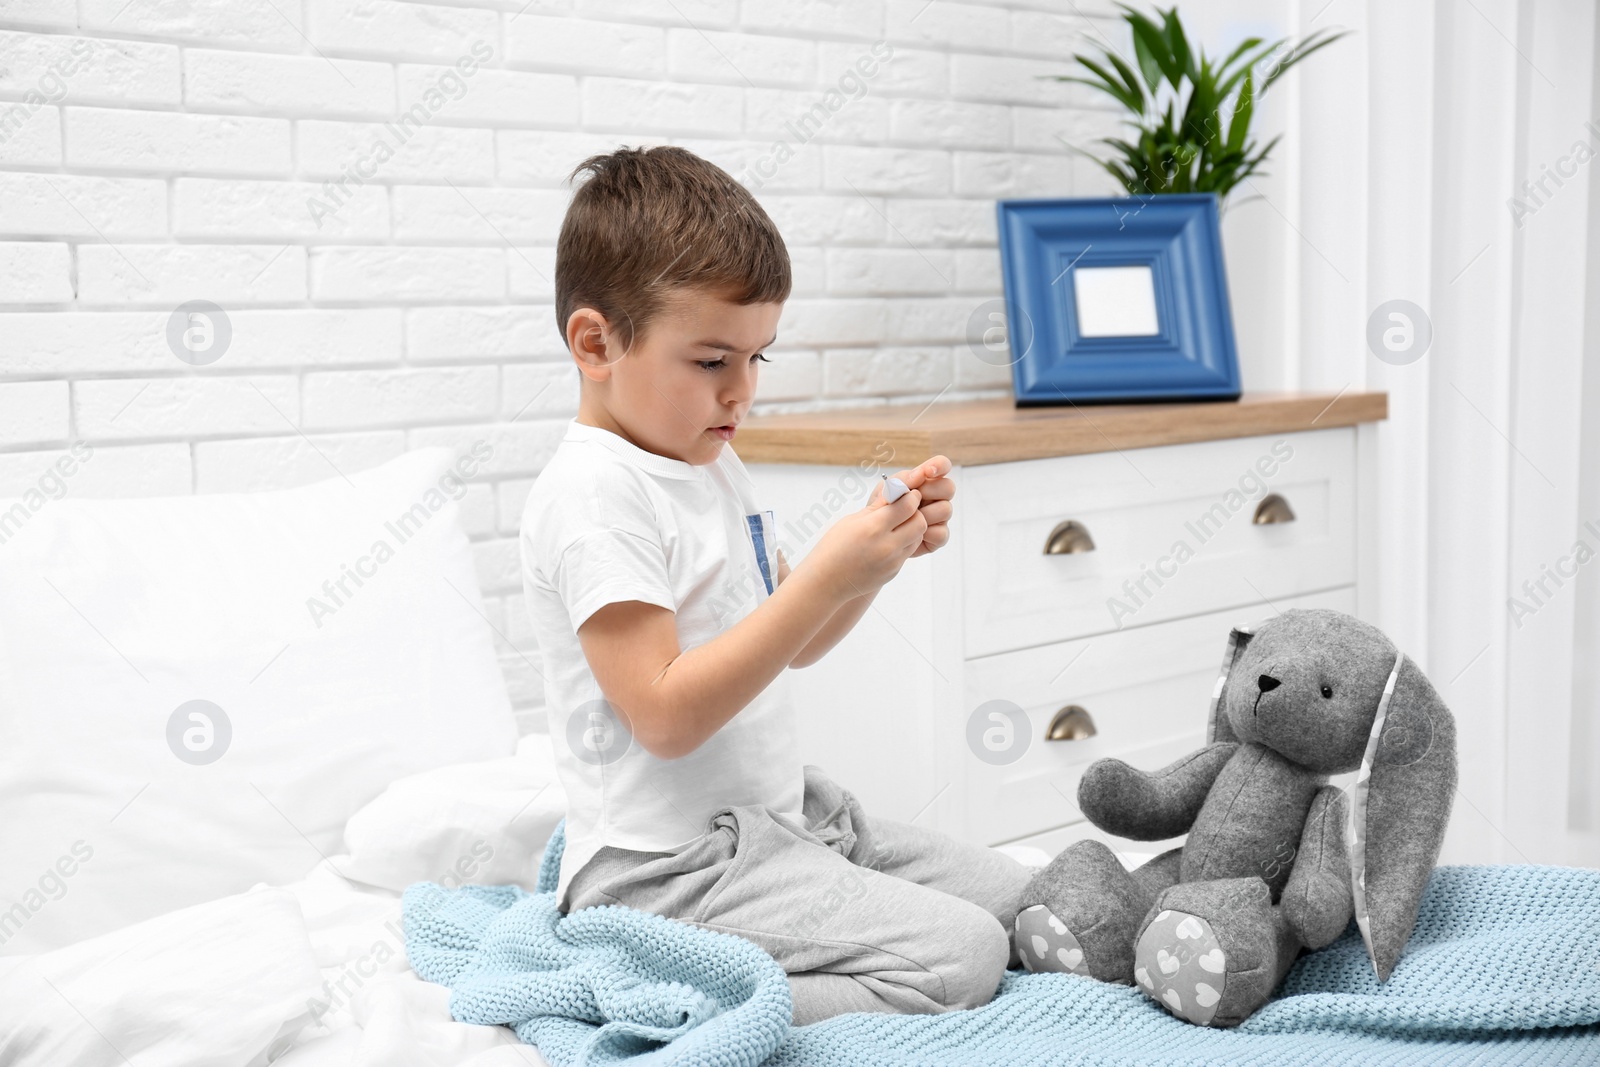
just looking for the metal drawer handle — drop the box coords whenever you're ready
[1253,493,1296,524]
[1044,519,1096,554]
[1046,704,1097,741]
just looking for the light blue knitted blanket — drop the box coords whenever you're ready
[402,819,1600,1066]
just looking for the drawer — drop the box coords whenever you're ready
[959,585,1356,846]
[961,428,1355,658]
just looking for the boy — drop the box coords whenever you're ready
[519,145,1033,1026]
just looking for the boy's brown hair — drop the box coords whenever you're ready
[556,145,791,355]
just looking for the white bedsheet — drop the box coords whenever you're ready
[0,731,566,1066]
[0,857,550,1067]
[273,863,552,1067]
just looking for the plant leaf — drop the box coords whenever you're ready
[1248,132,1284,163]
[1216,40,1281,101]
[1226,70,1254,155]
[1261,28,1352,93]
[1099,156,1140,194]
[1127,13,1166,92]
[1161,5,1192,81]
[1127,10,1183,87]
[1215,36,1264,80]
[1070,56,1145,113]
[1103,50,1152,114]
[1181,54,1218,149]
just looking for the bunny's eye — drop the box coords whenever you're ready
[1320,685,1334,699]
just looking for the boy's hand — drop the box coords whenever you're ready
[798,455,954,604]
[890,455,953,558]
[803,476,927,603]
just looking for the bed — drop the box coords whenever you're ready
[1,447,1595,1066]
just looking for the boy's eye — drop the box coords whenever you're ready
[695,353,771,371]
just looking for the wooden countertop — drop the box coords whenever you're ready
[733,390,1387,466]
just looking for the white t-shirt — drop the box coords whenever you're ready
[519,417,806,911]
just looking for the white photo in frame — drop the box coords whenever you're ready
[1073,264,1161,337]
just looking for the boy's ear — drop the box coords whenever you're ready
[567,307,623,375]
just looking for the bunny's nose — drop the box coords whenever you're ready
[1258,674,1281,693]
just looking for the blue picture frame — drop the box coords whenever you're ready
[995,193,1242,405]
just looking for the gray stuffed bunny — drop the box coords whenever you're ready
[1012,608,1457,1027]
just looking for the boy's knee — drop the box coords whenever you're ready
[936,910,1009,1011]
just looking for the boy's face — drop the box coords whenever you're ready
[570,286,783,466]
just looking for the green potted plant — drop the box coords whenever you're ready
[1051,3,1348,208]
[982,6,1348,404]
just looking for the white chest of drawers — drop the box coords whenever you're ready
[741,393,1385,853]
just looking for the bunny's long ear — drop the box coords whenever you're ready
[1205,625,1255,744]
[1348,652,1458,981]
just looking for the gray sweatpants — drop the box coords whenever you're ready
[563,763,1034,1026]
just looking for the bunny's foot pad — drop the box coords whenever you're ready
[1134,910,1226,1026]
[1015,904,1090,977]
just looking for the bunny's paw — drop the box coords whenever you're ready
[1015,904,1091,976]
[1133,876,1285,1028]
[1014,840,1153,982]
[1133,909,1227,1025]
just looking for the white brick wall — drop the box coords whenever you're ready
[0,0,1124,727]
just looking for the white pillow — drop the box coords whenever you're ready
[0,886,324,1066]
[332,734,566,893]
[0,447,518,955]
